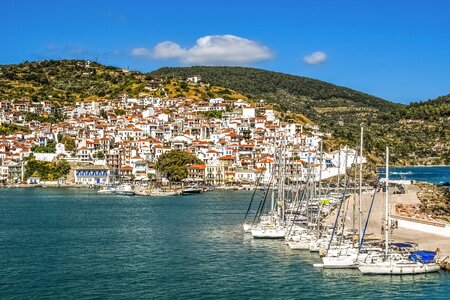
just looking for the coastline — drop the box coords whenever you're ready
[390,165,450,167]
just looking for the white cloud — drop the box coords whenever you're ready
[153,41,186,59]
[131,35,273,65]
[303,51,327,65]
[181,35,273,65]
[131,47,152,58]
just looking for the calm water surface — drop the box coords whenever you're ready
[0,187,449,299]
[382,166,450,184]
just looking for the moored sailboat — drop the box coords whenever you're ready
[358,147,440,275]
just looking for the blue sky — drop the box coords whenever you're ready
[2,0,450,103]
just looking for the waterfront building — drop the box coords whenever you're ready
[74,165,110,185]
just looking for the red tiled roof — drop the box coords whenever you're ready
[189,164,206,170]
[219,155,234,160]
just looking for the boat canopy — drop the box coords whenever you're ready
[391,242,414,248]
[409,251,436,263]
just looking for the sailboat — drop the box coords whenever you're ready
[320,133,381,269]
[250,145,287,239]
[286,149,320,249]
[358,147,440,275]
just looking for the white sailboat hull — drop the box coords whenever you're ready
[322,256,357,269]
[358,261,440,275]
[287,241,311,250]
[322,253,368,269]
[251,228,286,239]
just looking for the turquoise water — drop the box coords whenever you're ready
[380,166,450,184]
[0,188,449,299]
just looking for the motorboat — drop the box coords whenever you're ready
[98,185,116,194]
[181,184,203,195]
[115,184,135,196]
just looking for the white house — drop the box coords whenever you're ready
[209,98,224,105]
[235,169,257,183]
[242,107,255,118]
[74,166,110,185]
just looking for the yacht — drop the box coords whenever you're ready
[358,252,440,274]
[181,184,203,195]
[115,184,135,196]
[251,224,286,239]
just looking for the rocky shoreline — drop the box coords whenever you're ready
[416,182,450,223]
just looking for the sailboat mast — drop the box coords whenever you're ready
[280,143,285,223]
[359,126,364,244]
[343,146,348,190]
[318,140,323,199]
[271,130,278,214]
[271,149,276,213]
[385,146,389,257]
[337,149,341,189]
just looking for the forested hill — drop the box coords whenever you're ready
[151,66,399,118]
[407,94,450,120]
[0,60,148,104]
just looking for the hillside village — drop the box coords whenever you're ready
[0,77,359,188]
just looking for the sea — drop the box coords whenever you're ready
[0,167,449,299]
[380,166,450,185]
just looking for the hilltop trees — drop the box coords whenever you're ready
[0,60,148,104]
[155,150,202,181]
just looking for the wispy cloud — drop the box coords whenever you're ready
[131,34,273,65]
[131,47,152,58]
[153,41,186,59]
[303,51,327,65]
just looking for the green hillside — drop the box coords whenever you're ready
[151,66,399,118]
[0,60,247,104]
[0,60,148,105]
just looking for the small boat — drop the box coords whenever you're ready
[115,184,135,196]
[98,185,117,194]
[181,184,203,195]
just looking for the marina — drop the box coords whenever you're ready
[242,144,450,275]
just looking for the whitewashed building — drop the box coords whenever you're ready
[74,166,110,185]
